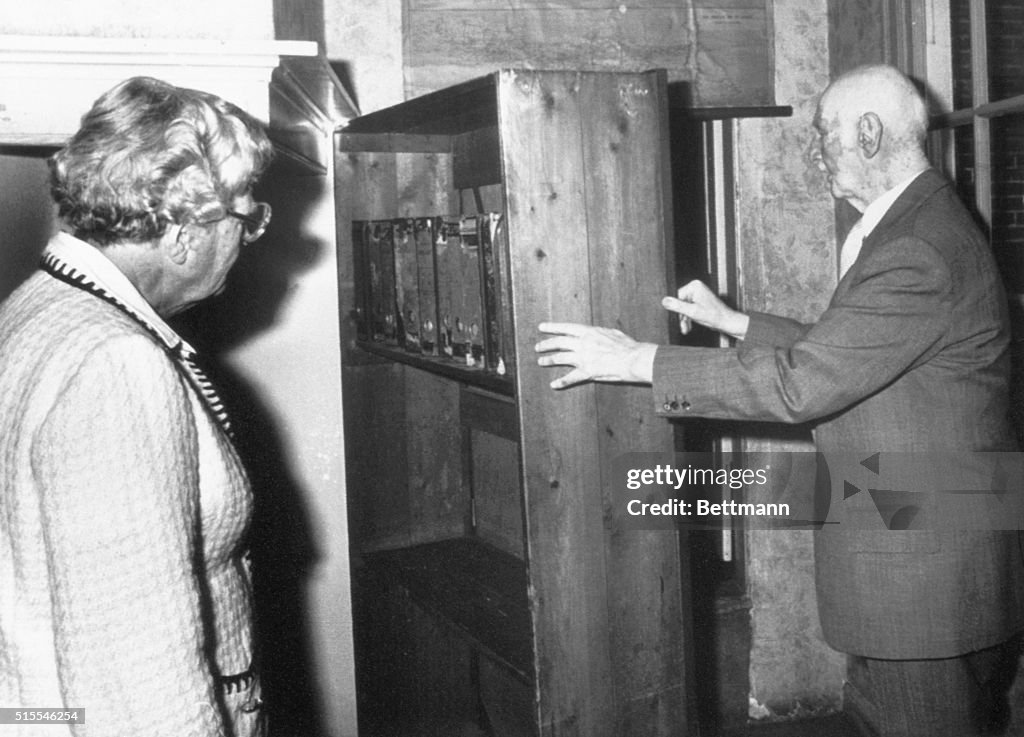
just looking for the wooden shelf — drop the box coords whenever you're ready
[341,73,498,136]
[339,69,688,736]
[357,341,514,396]
[666,82,793,120]
[366,537,534,683]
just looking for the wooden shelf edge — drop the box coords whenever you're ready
[357,340,514,395]
[365,537,534,684]
[670,105,794,120]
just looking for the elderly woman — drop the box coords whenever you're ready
[0,77,273,736]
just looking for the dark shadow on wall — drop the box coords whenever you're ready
[172,162,329,737]
[0,148,58,302]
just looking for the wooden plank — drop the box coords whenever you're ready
[409,0,771,11]
[343,74,498,135]
[405,8,695,99]
[396,151,455,216]
[693,0,765,7]
[479,658,536,737]
[453,126,503,190]
[405,369,467,545]
[342,151,399,222]
[969,0,992,227]
[578,70,687,735]
[461,387,524,557]
[410,0,693,10]
[338,132,453,154]
[461,386,519,442]
[499,69,614,737]
[410,0,768,6]
[335,148,414,552]
[470,429,526,558]
[403,2,775,106]
[356,341,515,394]
[340,362,413,551]
[367,538,534,681]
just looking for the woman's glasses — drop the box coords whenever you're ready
[227,202,273,243]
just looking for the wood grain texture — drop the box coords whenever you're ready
[396,152,455,217]
[499,69,615,737]
[470,428,525,557]
[335,150,411,551]
[405,370,467,545]
[410,0,686,10]
[577,69,686,735]
[403,0,774,105]
[405,7,694,99]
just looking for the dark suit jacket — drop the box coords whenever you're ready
[653,169,1024,658]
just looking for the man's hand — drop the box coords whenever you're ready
[662,280,749,340]
[535,322,658,389]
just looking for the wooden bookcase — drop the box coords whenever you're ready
[335,69,689,736]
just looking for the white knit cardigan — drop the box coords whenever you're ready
[0,234,260,737]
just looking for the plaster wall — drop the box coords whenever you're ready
[222,164,357,737]
[735,0,847,714]
[324,0,405,115]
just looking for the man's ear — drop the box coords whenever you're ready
[857,112,883,158]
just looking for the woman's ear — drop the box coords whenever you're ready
[164,223,196,266]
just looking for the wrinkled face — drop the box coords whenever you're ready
[812,94,865,208]
[193,194,252,298]
[168,193,252,314]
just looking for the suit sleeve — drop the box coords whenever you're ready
[31,335,225,737]
[743,311,811,349]
[652,235,952,423]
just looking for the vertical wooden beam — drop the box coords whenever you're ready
[335,148,412,550]
[578,69,687,736]
[969,0,992,228]
[923,0,955,174]
[499,69,614,737]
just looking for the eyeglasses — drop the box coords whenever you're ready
[227,202,272,243]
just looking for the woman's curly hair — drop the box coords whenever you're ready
[49,76,274,247]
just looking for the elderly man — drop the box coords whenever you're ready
[536,64,1024,736]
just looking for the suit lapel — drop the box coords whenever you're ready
[832,169,950,300]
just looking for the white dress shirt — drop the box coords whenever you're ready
[838,171,925,278]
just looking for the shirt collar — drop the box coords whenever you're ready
[857,170,926,240]
[42,231,193,354]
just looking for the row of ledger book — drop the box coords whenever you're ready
[352,213,516,377]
